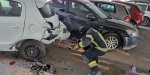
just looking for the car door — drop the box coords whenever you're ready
[67,1,98,38]
[0,0,25,51]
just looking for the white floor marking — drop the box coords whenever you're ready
[116,49,130,56]
[141,56,150,63]
[138,26,150,30]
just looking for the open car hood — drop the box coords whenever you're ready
[44,14,60,28]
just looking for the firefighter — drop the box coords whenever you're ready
[75,25,108,75]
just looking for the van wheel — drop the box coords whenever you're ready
[142,17,150,26]
[104,33,121,51]
[19,40,45,61]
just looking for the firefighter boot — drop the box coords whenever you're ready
[87,71,102,75]
[88,61,102,75]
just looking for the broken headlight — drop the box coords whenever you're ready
[126,29,139,37]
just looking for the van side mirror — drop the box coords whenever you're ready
[87,14,96,21]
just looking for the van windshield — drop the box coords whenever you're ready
[138,4,147,11]
[84,1,108,19]
[137,5,143,12]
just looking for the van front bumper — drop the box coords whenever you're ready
[123,37,139,50]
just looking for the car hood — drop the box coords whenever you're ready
[44,14,60,28]
[106,19,137,31]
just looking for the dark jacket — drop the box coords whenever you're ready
[78,28,107,52]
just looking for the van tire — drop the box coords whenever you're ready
[104,33,121,51]
[142,17,150,26]
[19,40,45,61]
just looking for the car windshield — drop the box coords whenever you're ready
[84,1,108,19]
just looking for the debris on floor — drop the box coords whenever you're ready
[9,61,16,65]
[30,59,56,75]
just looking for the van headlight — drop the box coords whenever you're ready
[126,29,139,37]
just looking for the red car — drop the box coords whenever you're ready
[113,1,144,26]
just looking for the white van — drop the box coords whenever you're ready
[0,0,70,61]
[130,1,150,26]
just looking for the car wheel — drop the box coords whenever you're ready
[142,17,150,26]
[19,40,46,61]
[104,33,121,51]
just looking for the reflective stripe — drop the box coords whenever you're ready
[93,29,108,51]
[86,34,94,41]
[86,34,107,52]
[88,61,97,66]
[79,42,84,47]
[76,45,79,49]
[90,64,98,68]
[93,29,107,46]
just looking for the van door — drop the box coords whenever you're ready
[0,0,25,51]
[143,4,150,17]
[67,1,98,38]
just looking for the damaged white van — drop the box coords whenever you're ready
[0,0,70,61]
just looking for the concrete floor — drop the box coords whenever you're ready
[0,27,149,75]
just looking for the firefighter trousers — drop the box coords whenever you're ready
[82,47,106,72]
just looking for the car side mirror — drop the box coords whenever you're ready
[87,14,96,21]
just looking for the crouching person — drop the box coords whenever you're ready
[75,26,108,75]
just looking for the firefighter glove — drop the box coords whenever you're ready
[75,44,80,50]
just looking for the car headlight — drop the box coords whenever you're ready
[126,29,139,37]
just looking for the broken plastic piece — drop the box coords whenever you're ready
[9,61,16,65]
[30,59,56,74]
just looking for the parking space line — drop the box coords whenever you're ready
[140,37,145,39]
[116,49,130,56]
[138,26,150,30]
[141,57,150,63]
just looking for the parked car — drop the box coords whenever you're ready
[90,0,131,22]
[50,0,139,51]
[113,1,144,26]
[0,0,70,61]
[129,1,150,26]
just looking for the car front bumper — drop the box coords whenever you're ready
[123,37,139,50]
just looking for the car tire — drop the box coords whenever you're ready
[104,33,121,51]
[142,17,150,26]
[19,40,46,61]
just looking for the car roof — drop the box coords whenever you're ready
[14,0,47,3]
[89,0,126,6]
[113,1,137,6]
[66,0,92,4]
[129,0,150,3]
[13,0,47,8]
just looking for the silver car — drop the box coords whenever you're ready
[90,0,131,22]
